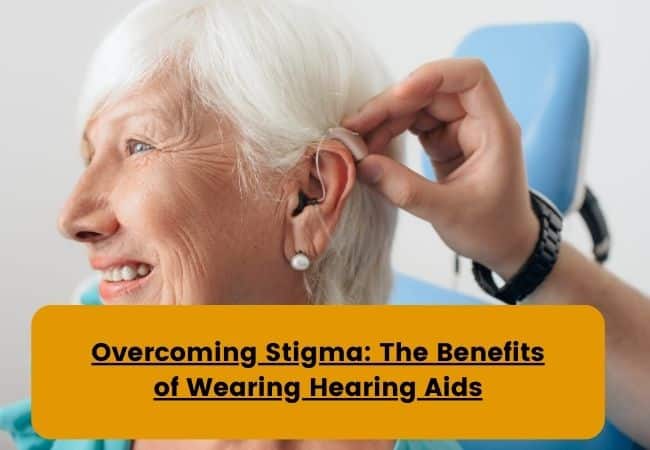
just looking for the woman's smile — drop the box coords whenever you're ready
[91,257,155,302]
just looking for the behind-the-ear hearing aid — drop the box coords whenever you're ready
[292,127,368,217]
[326,127,368,162]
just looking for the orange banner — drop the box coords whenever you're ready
[32,305,604,439]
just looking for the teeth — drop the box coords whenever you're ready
[137,264,150,277]
[100,264,152,283]
[121,266,137,281]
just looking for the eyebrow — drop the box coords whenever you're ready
[79,78,210,165]
[80,106,176,164]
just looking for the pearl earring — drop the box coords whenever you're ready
[291,251,311,271]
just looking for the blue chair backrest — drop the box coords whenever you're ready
[421,22,590,214]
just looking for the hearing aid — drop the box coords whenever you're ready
[292,191,320,217]
[325,127,368,162]
[292,127,368,217]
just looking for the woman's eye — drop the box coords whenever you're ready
[126,139,156,156]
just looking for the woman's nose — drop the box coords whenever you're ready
[58,184,119,243]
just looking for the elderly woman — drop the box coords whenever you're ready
[2,0,650,449]
[58,0,398,308]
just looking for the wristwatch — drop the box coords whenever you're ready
[472,190,563,304]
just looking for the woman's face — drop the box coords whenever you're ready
[58,76,309,305]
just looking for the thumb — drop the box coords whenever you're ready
[357,154,446,223]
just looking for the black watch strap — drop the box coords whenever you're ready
[472,190,563,304]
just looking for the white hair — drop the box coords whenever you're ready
[78,0,404,304]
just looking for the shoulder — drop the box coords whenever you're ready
[0,399,129,450]
[0,399,53,450]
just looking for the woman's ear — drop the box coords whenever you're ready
[283,140,357,265]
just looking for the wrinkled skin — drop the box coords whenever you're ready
[58,73,354,306]
[58,74,388,450]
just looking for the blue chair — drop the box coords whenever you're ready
[390,23,640,449]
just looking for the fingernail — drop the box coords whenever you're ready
[342,112,361,128]
[358,161,383,184]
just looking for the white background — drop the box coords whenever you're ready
[1,1,649,446]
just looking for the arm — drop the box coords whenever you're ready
[525,242,650,446]
[342,58,650,447]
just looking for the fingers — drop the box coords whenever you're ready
[424,93,465,123]
[397,58,508,121]
[419,120,463,165]
[410,110,441,134]
[421,116,483,157]
[342,82,438,136]
[365,113,417,154]
[343,58,509,135]
[365,92,466,154]
[356,154,447,223]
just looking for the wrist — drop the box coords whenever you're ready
[472,190,564,304]
[492,212,540,281]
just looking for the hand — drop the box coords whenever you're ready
[343,58,539,280]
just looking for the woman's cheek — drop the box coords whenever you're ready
[113,160,192,231]
[110,153,283,303]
